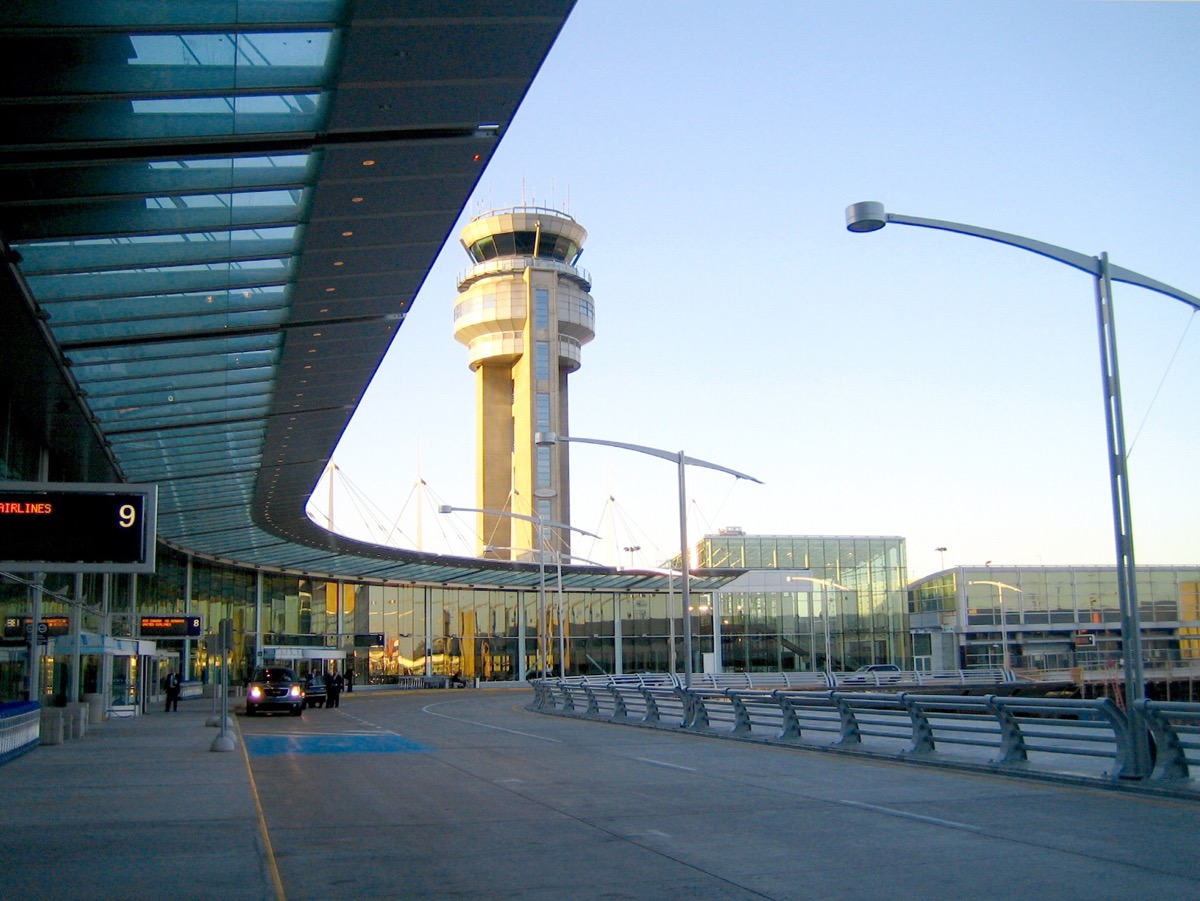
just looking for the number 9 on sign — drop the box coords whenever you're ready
[119,504,137,528]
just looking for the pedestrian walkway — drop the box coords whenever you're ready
[0,699,275,901]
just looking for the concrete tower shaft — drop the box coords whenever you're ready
[453,207,594,559]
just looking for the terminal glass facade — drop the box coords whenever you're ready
[908,566,1200,672]
[697,534,910,671]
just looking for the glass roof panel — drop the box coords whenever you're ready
[53,309,287,345]
[17,234,298,275]
[67,333,281,369]
[30,260,292,304]
[77,368,277,405]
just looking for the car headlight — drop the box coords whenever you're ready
[289,685,302,698]
[248,686,263,700]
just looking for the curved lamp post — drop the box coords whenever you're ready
[536,431,762,687]
[968,580,1022,670]
[438,504,600,679]
[847,201,1200,776]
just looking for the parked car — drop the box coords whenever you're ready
[304,674,328,709]
[245,666,305,716]
[843,663,903,686]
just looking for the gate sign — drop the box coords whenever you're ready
[4,615,69,638]
[140,615,202,638]
[0,482,157,573]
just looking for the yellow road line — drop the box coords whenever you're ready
[237,719,287,901]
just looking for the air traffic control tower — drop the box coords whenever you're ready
[453,207,594,559]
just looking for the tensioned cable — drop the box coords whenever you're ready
[1127,308,1196,457]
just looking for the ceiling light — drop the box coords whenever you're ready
[342,230,354,237]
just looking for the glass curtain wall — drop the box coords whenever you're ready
[699,535,910,671]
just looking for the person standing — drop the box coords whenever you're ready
[164,671,181,712]
[326,667,341,708]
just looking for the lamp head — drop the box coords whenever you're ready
[437,505,453,514]
[534,431,558,447]
[845,201,888,233]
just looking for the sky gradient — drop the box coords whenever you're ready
[320,1,1200,581]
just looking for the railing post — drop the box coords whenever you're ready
[641,688,661,724]
[776,691,802,741]
[1091,696,1137,780]
[832,692,862,747]
[581,684,601,716]
[610,686,628,721]
[903,694,935,755]
[728,691,752,734]
[987,696,1029,766]
[1134,699,1187,782]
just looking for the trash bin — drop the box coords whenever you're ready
[83,692,105,725]
[66,703,89,739]
[39,708,64,745]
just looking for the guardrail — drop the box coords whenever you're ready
[530,675,1200,790]
[0,701,40,766]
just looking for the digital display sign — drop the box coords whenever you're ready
[140,616,202,638]
[0,482,157,573]
[4,615,70,638]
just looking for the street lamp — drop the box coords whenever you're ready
[786,575,852,676]
[438,504,600,679]
[536,431,762,687]
[935,547,948,570]
[487,545,608,678]
[968,580,1021,671]
[846,201,1200,777]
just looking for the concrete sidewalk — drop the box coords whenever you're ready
[0,699,275,901]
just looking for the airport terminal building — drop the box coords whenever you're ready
[0,4,922,714]
[909,565,1200,674]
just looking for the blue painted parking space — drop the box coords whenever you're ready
[244,732,430,756]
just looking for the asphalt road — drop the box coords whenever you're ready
[4,688,1199,900]
[241,688,1200,900]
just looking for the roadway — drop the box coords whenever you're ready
[3,687,1199,899]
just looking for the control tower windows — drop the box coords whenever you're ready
[468,232,580,264]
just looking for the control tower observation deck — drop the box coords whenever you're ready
[453,207,595,559]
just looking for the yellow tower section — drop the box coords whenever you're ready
[453,207,594,560]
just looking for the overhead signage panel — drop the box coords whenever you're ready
[0,482,157,573]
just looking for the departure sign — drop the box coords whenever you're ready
[0,482,157,573]
[140,616,202,638]
[4,615,69,638]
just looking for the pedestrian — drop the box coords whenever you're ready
[164,670,181,712]
[326,668,341,708]
[345,668,353,692]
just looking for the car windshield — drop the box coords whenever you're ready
[253,667,296,682]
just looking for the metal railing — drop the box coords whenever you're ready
[529,675,1200,790]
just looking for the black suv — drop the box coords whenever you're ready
[246,666,305,716]
[304,673,328,709]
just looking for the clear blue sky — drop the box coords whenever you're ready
[320,0,1200,581]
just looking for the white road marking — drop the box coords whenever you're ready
[838,799,983,832]
[421,701,562,742]
[635,757,697,772]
